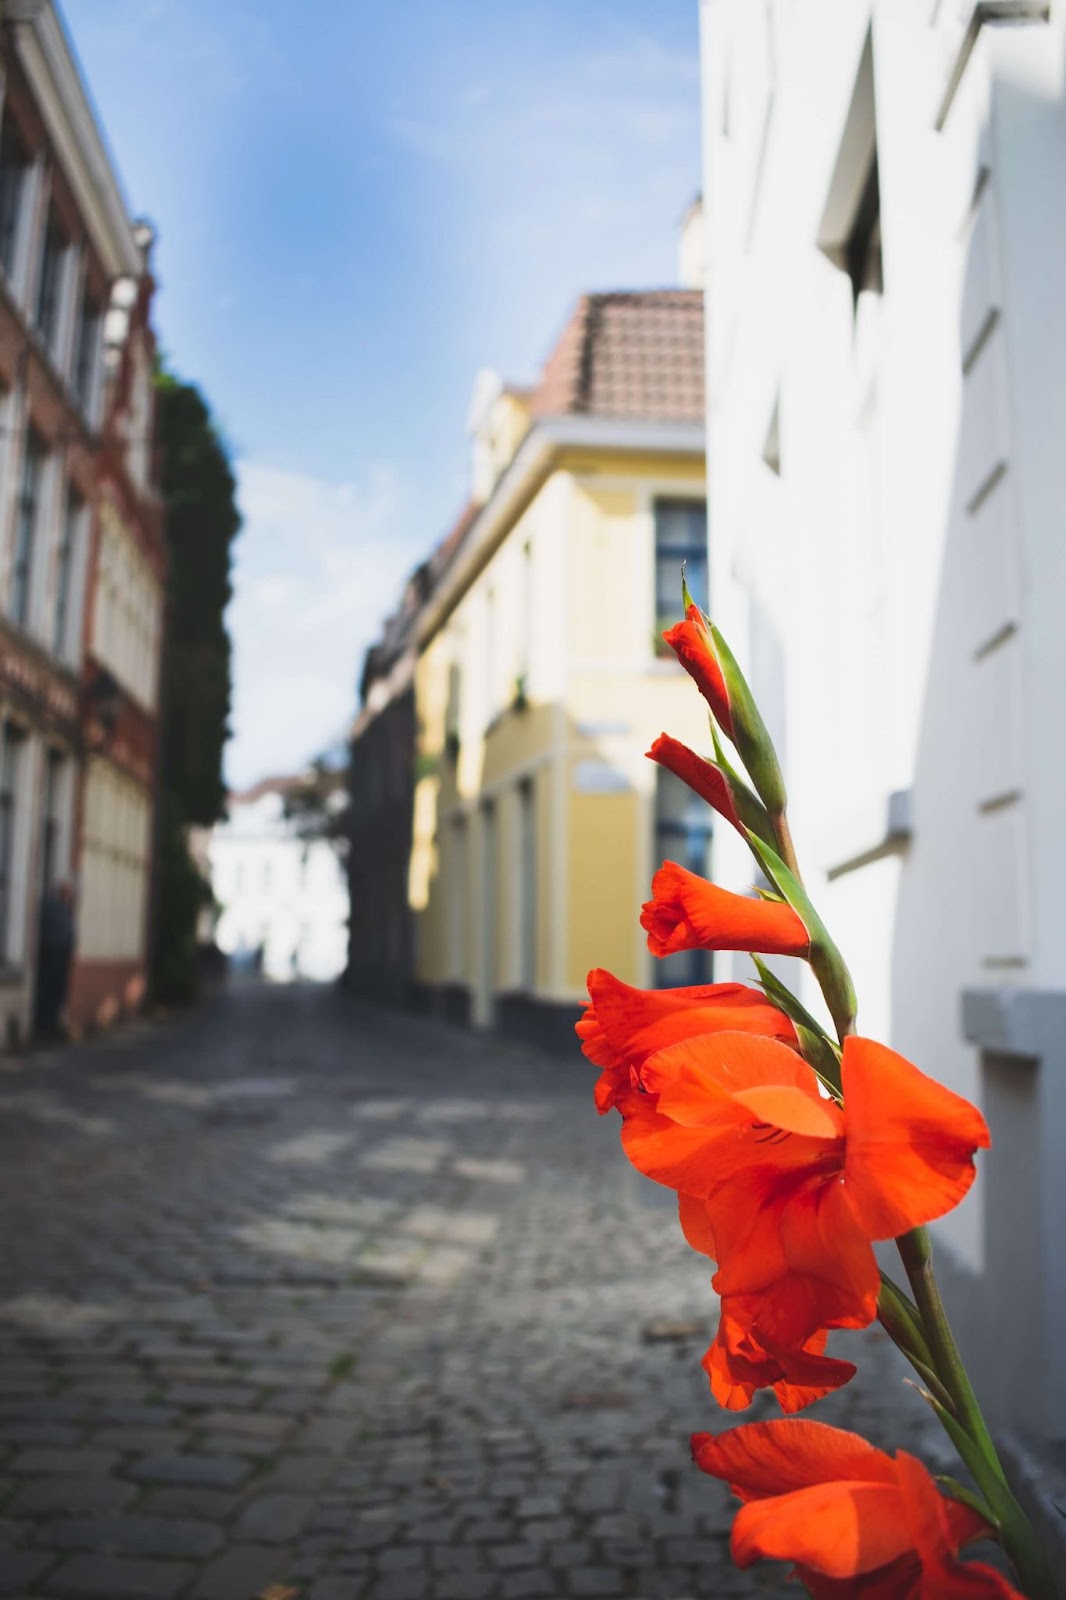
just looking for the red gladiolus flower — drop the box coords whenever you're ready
[576,967,798,1113]
[647,734,745,834]
[702,1296,856,1414]
[691,1419,1023,1597]
[642,862,809,959]
[619,1032,989,1350]
[662,604,734,736]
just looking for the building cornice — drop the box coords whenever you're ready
[416,414,705,648]
[9,3,141,278]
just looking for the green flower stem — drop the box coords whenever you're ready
[897,1226,1056,1600]
[771,809,801,883]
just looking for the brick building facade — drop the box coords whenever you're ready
[0,4,163,1042]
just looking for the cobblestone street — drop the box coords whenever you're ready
[0,985,945,1600]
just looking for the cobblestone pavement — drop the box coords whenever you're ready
[0,983,951,1600]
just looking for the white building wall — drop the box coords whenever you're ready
[209,791,348,984]
[700,0,1066,1433]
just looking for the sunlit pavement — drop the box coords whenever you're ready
[0,984,936,1600]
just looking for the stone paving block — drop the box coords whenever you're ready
[191,1431,277,1459]
[88,1429,188,1455]
[433,1575,495,1600]
[0,1427,81,1450]
[429,1544,485,1573]
[0,1549,55,1594]
[9,1451,117,1478]
[135,1487,239,1522]
[237,1492,315,1544]
[489,1542,544,1570]
[8,1477,137,1516]
[47,1554,193,1598]
[196,1410,290,1438]
[306,1580,366,1600]
[377,1546,425,1571]
[89,1406,176,1428]
[374,1573,432,1600]
[190,1543,285,1599]
[127,1454,252,1488]
[289,1417,359,1454]
[43,1517,223,1559]
[565,1568,626,1597]
[253,1453,337,1493]
[500,1571,558,1600]
[162,1385,259,1410]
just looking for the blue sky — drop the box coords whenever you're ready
[65,0,702,787]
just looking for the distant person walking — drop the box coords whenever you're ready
[35,880,76,1038]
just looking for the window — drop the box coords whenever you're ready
[40,748,65,892]
[11,431,44,628]
[817,31,883,320]
[76,760,151,961]
[71,286,101,414]
[655,499,708,638]
[0,723,25,963]
[445,657,462,760]
[480,799,497,1011]
[53,485,81,658]
[34,207,67,354]
[447,815,467,983]
[0,117,30,281]
[654,766,713,988]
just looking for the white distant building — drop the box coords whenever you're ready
[700,0,1066,1439]
[208,778,347,983]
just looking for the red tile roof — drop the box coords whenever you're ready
[530,290,704,423]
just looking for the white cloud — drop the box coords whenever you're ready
[227,458,420,790]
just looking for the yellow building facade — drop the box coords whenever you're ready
[410,291,712,1043]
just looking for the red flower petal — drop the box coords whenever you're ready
[842,1037,991,1240]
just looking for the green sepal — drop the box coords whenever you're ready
[745,832,858,1041]
[752,956,835,1042]
[710,622,787,814]
[936,1477,999,1530]
[877,1274,938,1374]
[795,1025,844,1094]
[750,958,841,1093]
[681,568,695,613]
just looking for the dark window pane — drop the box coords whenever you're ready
[34,209,66,352]
[0,118,29,279]
[654,499,708,623]
[653,767,713,989]
[11,434,44,627]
